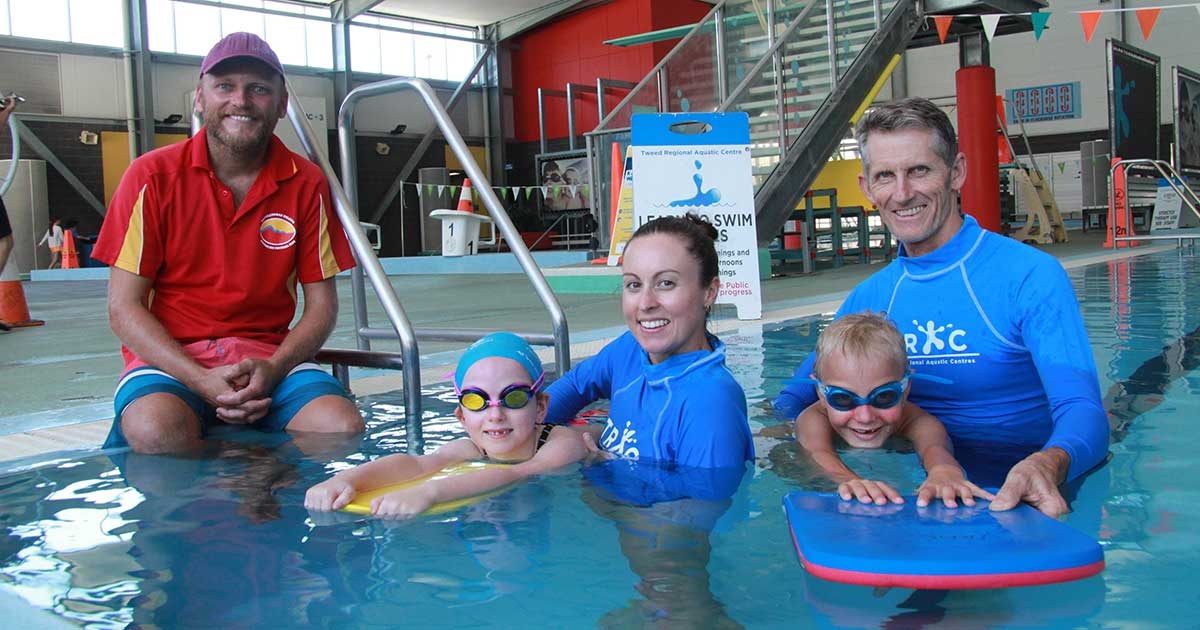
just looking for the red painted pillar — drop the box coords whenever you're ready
[955,66,1001,233]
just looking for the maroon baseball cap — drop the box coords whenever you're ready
[200,32,284,77]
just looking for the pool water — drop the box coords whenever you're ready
[2,248,1198,628]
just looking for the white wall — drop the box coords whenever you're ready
[903,0,1200,136]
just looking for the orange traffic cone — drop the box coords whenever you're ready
[0,258,46,329]
[61,230,80,269]
[456,178,475,213]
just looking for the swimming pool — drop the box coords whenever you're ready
[1,247,1197,628]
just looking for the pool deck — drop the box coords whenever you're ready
[0,230,1175,465]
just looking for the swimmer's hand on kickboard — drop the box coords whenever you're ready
[304,476,358,512]
[340,461,511,519]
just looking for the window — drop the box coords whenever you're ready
[0,0,122,47]
[351,13,480,82]
[0,0,475,78]
[69,0,124,47]
[9,0,69,42]
[146,0,333,70]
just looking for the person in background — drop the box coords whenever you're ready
[774,97,1108,517]
[91,32,363,454]
[38,217,64,268]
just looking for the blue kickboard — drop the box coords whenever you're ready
[782,491,1104,589]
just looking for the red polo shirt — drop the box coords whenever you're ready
[93,131,355,363]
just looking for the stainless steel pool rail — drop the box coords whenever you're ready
[284,78,571,452]
[1108,159,1200,248]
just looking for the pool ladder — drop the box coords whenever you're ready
[1108,159,1200,247]
[282,77,570,453]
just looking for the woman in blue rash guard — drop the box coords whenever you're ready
[544,213,754,469]
[546,214,753,626]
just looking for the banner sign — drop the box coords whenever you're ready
[631,112,762,320]
[1006,82,1081,123]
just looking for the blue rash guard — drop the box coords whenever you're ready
[546,331,754,469]
[774,215,1108,481]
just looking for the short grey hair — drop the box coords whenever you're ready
[856,97,958,172]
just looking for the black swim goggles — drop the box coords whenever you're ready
[455,374,544,412]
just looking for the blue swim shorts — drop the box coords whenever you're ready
[104,363,351,449]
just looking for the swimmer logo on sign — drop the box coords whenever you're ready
[632,112,762,320]
[259,213,297,250]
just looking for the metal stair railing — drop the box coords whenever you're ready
[285,78,571,454]
[366,49,492,225]
[582,0,820,249]
[582,0,911,249]
[1109,159,1200,246]
[751,0,921,244]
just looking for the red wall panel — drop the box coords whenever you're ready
[509,0,712,143]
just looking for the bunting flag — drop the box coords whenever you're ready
[1079,11,1102,43]
[933,15,954,43]
[436,184,445,197]
[979,14,1001,41]
[539,186,549,199]
[1031,12,1050,40]
[1135,8,1161,39]
[926,4,1197,44]
[415,184,423,198]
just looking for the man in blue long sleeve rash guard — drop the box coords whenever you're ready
[775,98,1108,517]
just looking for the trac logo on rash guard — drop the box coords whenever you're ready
[905,319,979,365]
[600,419,640,460]
[259,213,297,250]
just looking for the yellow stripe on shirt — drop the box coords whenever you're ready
[114,185,148,274]
[317,195,340,278]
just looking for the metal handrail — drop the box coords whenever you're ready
[336,77,572,386]
[2,112,19,196]
[593,1,726,133]
[6,116,107,216]
[719,0,823,112]
[997,97,1045,178]
[283,81,426,450]
[368,48,492,224]
[1109,158,1200,245]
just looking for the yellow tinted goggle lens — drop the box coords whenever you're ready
[460,391,488,411]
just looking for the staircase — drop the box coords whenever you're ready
[1009,167,1068,244]
[588,0,922,247]
[587,0,1040,248]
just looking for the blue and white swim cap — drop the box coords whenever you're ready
[454,332,544,388]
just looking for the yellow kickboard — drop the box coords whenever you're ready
[341,461,509,516]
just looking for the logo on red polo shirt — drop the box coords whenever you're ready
[259,213,297,250]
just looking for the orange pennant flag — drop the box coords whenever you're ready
[933,15,954,44]
[1079,11,1102,43]
[1135,8,1161,40]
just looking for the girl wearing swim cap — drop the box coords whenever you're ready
[544,214,753,468]
[305,332,588,519]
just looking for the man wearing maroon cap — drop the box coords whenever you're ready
[92,33,364,453]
